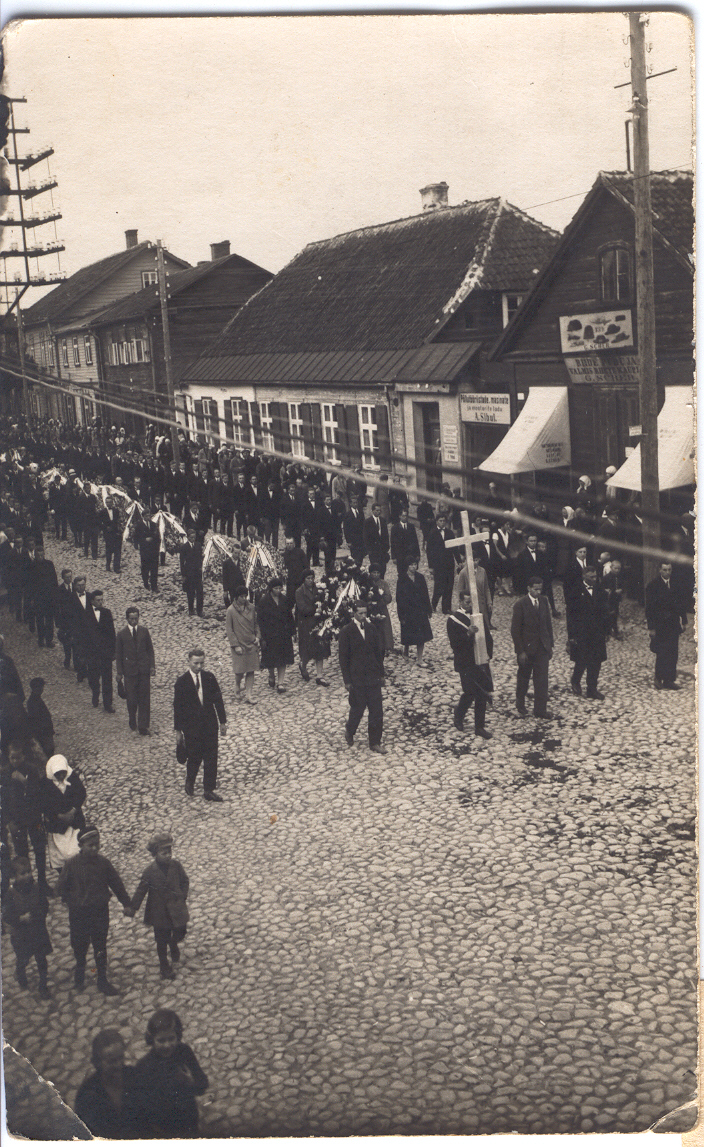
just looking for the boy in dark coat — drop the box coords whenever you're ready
[2,856,52,998]
[56,824,135,995]
[130,832,189,980]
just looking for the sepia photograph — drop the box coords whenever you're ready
[0,9,697,1142]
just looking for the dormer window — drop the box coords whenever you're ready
[502,293,523,328]
[599,244,632,304]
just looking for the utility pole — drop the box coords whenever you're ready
[628,12,660,587]
[155,240,182,465]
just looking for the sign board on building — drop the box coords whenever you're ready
[629,424,642,437]
[460,393,511,424]
[559,309,633,354]
[442,425,460,463]
[563,354,640,386]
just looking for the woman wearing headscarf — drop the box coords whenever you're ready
[395,557,433,667]
[295,569,330,687]
[257,578,295,693]
[225,586,260,704]
[366,564,394,656]
[40,754,86,872]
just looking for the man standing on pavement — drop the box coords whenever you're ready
[180,529,204,617]
[390,508,420,574]
[645,560,689,690]
[115,607,155,735]
[363,503,390,576]
[338,599,385,754]
[343,496,366,567]
[99,495,123,574]
[174,649,227,802]
[86,591,116,713]
[30,544,58,649]
[510,575,554,719]
[565,565,610,700]
[70,576,92,685]
[447,591,493,739]
[426,513,456,614]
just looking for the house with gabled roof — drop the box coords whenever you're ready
[21,230,190,424]
[486,169,694,505]
[178,183,559,493]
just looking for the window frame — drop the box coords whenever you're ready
[61,339,69,368]
[501,292,524,328]
[288,402,306,458]
[84,334,93,366]
[72,336,81,367]
[598,243,633,305]
[142,270,158,288]
[321,403,340,464]
[258,402,274,452]
[359,404,380,470]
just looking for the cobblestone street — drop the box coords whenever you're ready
[2,532,697,1137]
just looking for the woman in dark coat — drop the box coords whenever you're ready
[257,578,295,693]
[295,570,330,687]
[395,557,433,667]
[40,754,86,872]
[74,1030,142,1139]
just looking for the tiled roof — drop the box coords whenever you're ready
[85,254,272,327]
[200,200,559,359]
[600,169,694,265]
[183,342,482,387]
[23,242,191,326]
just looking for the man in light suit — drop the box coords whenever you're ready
[510,575,554,719]
[115,606,156,735]
[173,648,227,801]
[338,600,385,754]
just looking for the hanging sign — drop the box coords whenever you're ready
[559,309,634,353]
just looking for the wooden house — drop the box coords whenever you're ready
[487,170,694,504]
[178,184,559,494]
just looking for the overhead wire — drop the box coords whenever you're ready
[1,359,693,570]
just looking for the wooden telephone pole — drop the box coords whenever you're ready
[156,240,182,466]
[629,12,660,587]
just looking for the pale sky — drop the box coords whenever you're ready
[1,13,694,288]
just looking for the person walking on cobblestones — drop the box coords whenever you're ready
[565,565,610,700]
[56,824,135,997]
[130,832,189,981]
[645,560,689,690]
[226,586,261,703]
[447,591,493,739]
[510,575,554,720]
[86,591,116,712]
[2,856,52,999]
[115,607,155,734]
[174,649,227,802]
[339,599,385,753]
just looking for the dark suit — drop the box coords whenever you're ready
[173,669,226,793]
[510,594,554,716]
[645,575,688,686]
[115,623,155,731]
[99,507,123,572]
[30,557,58,647]
[55,581,74,667]
[362,514,390,576]
[222,556,245,607]
[343,508,365,566]
[512,546,541,596]
[87,605,116,709]
[565,581,610,696]
[426,525,456,613]
[338,619,384,748]
[69,591,93,682]
[179,541,204,615]
[447,609,493,732]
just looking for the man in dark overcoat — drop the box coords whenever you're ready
[645,560,689,690]
[343,496,366,567]
[510,575,554,719]
[565,565,610,700]
[86,590,116,712]
[173,649,227,801]
[338,600,385,753]
[426,513,456,614]
[447,591,493,739]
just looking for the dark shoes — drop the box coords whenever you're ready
[586,690,605,701]
[299,662,311,682]
[277,686,287,694]
[315,678,330,687]
[369,744,387,755]
[268,677,276,689]
[15,970,28,990]
[570,682,582,696]
[662,682,680,691]
[104,705,115,713]
[535,711,554,720]
[160,965,176,980]
[204,790,223,802]
[129,721,137,731]
[38,982,51,1000]
[344,727,354,747]
[92,697,100,708]
[170,944,181,964]
[453,715,464,731]
[475,728,493,739]
[516,706,528,718]
[184,780,195,797]
[97,979,120,997]
[138,729,150,736]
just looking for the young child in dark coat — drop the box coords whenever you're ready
[26,677,55,757]
[133,1009,208,1138]
[130,832,189,980]
[2,856,52,998]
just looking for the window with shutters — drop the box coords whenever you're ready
[198,398,220,443]
[48,339,55,367]
[40,339,47,368]
[599,244,632,304]
[61,339,69,368]
[259,403,274,452]
[229,399,254,447]
[123,340,133,365]
[288,403,306,457]
[322,404,340,463]
[359,405,380,469]
[72,337,81,366]
[84,335,93,366]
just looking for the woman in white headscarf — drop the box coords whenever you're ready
[40,755,87,871]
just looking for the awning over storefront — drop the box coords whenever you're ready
[609,386,695,491]
[477,386,571,474]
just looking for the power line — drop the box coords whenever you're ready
[1,360,692,569]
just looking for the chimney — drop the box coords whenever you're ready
[420,182,449,211]
[125,229,139,249]
[210,240,231,261]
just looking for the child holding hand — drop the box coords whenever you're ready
[130,832,189,980]
[2,856,52,999]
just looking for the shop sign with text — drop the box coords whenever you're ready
[563,354,640,386]
[559,309,633,353]
[460,393,511,424]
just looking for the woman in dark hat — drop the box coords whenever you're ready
[257,577,295,693]
[395,557,433,667]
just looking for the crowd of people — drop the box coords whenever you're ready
[0,411,695,1134]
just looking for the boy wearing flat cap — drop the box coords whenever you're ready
[56,825,134,996]
[130,832,190,981]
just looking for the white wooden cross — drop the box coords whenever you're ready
[444,510,490,665]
